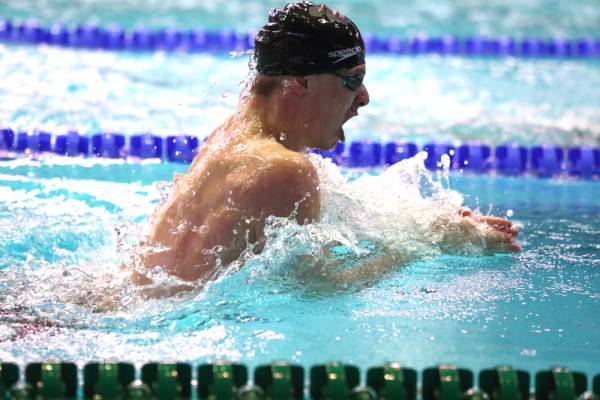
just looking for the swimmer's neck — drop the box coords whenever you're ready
[233,91,310,152]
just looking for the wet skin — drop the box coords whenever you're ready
[135,66,369,282]
[134,64,519,283]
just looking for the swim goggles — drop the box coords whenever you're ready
[330,72,364,91]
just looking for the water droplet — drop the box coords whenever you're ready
[234,144,247,152]
[440,154,451,170]
[520,348,536,356]
[192,225,209,234]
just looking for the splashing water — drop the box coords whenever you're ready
[0,157,599,374]
[0,152,483,313]
[236,152,501,290]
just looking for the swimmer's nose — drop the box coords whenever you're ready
[356,83,369,108]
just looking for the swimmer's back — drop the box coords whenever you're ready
[140,125,320,281]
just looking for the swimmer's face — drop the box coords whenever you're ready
[304,64,369,150]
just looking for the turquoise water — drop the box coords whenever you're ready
[0,0,599,384]
[1,1,600,146]
[0,158,599,379]
[1,46,599,146]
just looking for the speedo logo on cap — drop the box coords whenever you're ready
[329,46,362,64]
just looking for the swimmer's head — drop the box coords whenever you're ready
[254,1,365,76]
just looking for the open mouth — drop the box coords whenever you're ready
[344,107,358,123]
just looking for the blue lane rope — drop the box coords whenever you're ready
[1,128,599,179]
[1,19,600,58]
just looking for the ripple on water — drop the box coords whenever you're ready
[0,158,599,376]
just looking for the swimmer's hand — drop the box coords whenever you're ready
[458,208,521,253]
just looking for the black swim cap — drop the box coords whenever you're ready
[254,1,365,76]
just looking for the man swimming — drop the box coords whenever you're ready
[130,1,519,285]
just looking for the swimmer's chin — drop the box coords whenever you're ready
[323,128,344,150]
[310,128,343,151]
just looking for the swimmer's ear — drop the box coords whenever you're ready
[287,76,309,94]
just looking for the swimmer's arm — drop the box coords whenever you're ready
[309,207,520,285]
[329,249,412,285]
[305,244,412,286]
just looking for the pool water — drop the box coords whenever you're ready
[2,0,600,38]
[0,0,599,385]
[1,46,600,147]
[0,157,598,378]
[2,0,600,147]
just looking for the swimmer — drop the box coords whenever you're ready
[129,1,519,285]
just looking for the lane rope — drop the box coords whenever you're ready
[1,19,599,58]
[1,128,598,179]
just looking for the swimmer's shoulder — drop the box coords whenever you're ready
[231,141,320,220]
[192,136,319,195]
[227,138,315,177]
[256,141,318,185]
